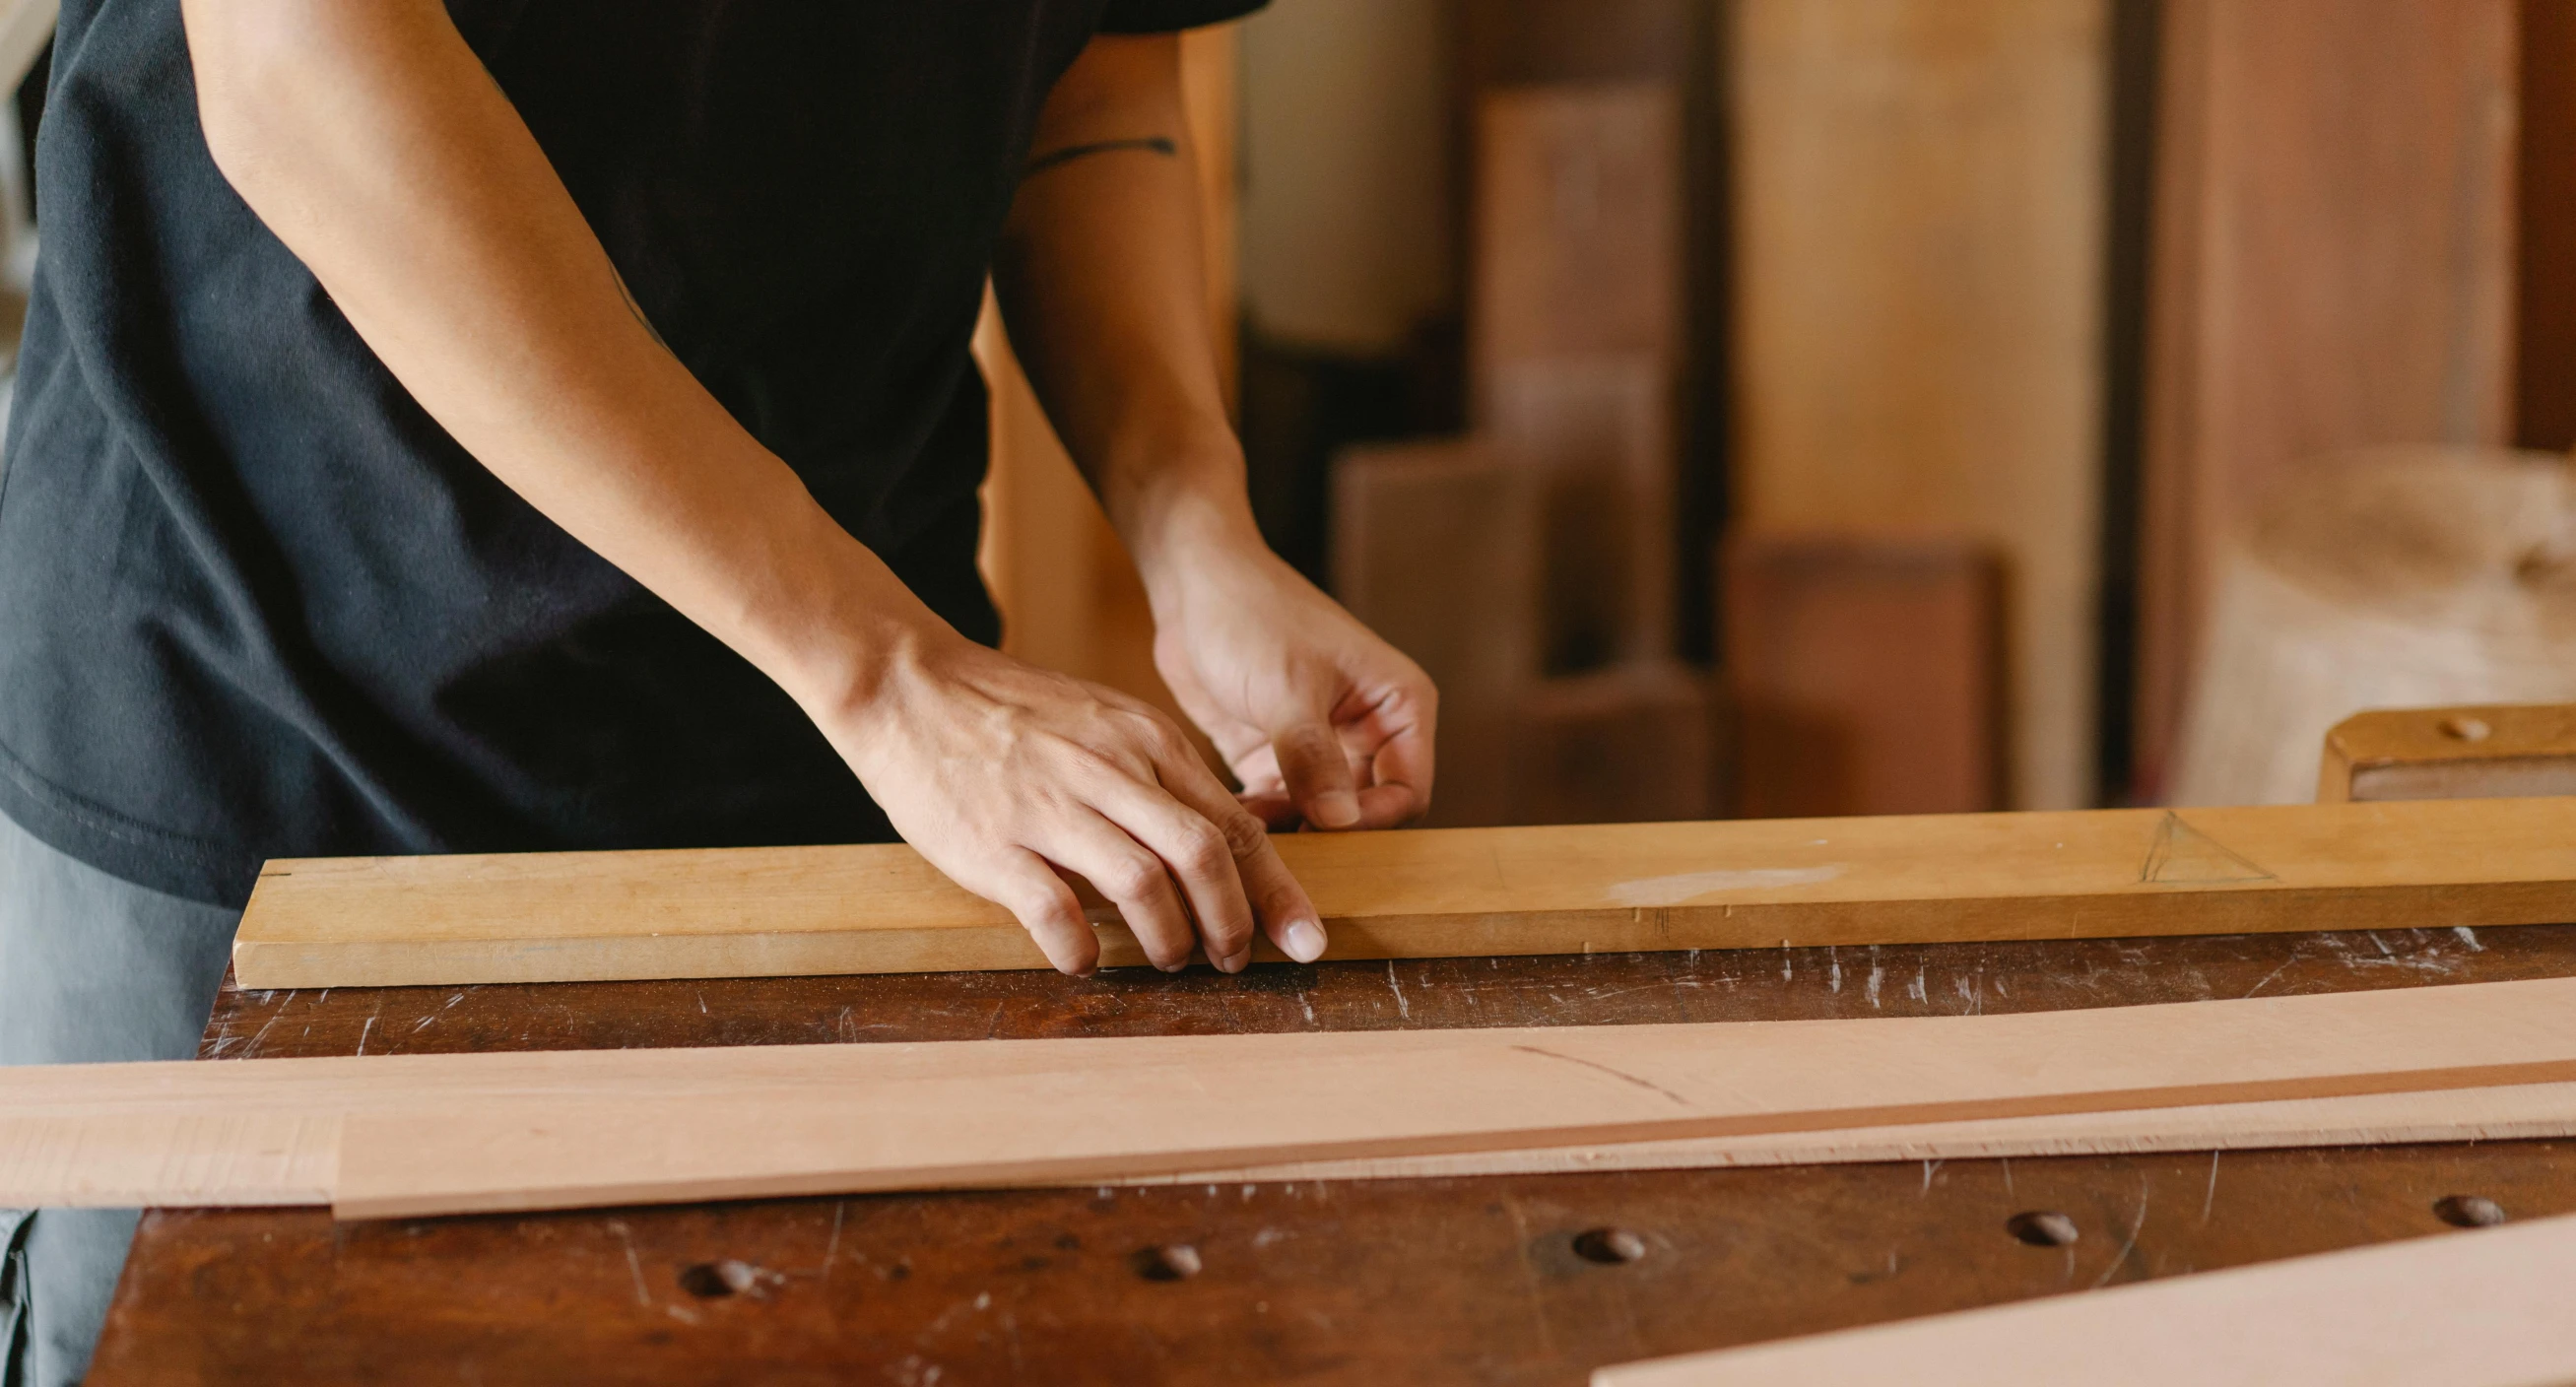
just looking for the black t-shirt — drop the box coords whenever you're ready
[0,0,1259,905]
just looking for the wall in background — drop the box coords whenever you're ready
[1730,0,2112,812]
[1239,0,1455,356]
[2135,0,2518,795]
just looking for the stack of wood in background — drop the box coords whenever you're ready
[1724,0,2106,817]
[1332,59,1712,826]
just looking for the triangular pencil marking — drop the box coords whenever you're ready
[2140,811,2278,885]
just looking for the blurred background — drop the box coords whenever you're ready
[1,1,2568,826]
[983,0,2576,826]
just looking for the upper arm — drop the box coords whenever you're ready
[1032,32,1184,153]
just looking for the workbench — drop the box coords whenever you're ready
[79,917,2576,1385]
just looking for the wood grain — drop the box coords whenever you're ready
[1731,0,2106,810]
[2137,0,2518,792]
[1596,1212,2576,1386]
[232,797,2576,988]
[2320,702,2576,803]
[96,919,2576,1385]
[308,975,2576,1216]
[24,976,2576,1217]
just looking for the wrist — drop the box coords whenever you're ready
[731,506,961,726]
[1108,447,1270,608]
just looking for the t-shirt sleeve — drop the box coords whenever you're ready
[1097,0,1268,34]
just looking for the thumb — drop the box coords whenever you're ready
[1271,721,1361,830]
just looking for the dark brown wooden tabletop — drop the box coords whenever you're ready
[89,920,2576,1385]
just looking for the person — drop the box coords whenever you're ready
[0,1,1437,1380]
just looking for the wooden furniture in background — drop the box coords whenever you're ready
[1330,438,1537,826]
[1597,1212,2576,1387]
[229,797,2576,987]
[2168,448,2576,806]
[1471,83,1684,417]
[1729,0,2107,812]
[2320,702,2576,804]
[2137,0,2519,794]
[2521,0,2576,451]
[1723,533,2004,819]
[1507,661,1713,825]
[1487,356,1676,671]
[974,24,1238,730]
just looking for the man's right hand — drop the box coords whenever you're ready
[819,628,1328,977]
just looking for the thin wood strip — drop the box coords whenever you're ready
[1142,1081,2576,1186]
[325,977,2576,1219]
[234,798,2576,987]
[23,1084,2576,1211]
[1594,1213,2576,1386]
[16,979,2576,1213]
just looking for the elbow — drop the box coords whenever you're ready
[180,0,348,195]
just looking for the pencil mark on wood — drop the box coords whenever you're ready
[1509,1044,1694,1109]
[2139,812,2278,885]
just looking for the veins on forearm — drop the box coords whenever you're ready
[1024,135,1177,179]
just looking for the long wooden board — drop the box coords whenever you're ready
[16,977,2576,1218]
[232,798,2576,988]
[15,1056,2576,1210]
[1595,1212,2576,1386]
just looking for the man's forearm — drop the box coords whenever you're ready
[990,33,1260,601]
[181,0,940,717]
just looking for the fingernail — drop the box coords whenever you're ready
[1310,792,1361,829]
[1282,918,1328,963]
[1217,948,1250,974]
[1158,958,1188,974]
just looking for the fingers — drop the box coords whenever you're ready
[1273,721,1362,829]
[1144,737,1331,965]
[1086,774,1259,972]
[1038,808,1203,972]
[1354,711,1434,827]
[982,848,1101,977]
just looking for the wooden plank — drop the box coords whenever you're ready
[1595,1212,2576,1387]
[1330,438,1537,826]
[2137,0,2518,794]
[1731,0,2105,811]
[1723,532,2005,817]
[312,976,2576,1216]
[230,797,2576,988]
[25,976,2576,1217]
[20,1036,2576,1206]
[2319,702,2576,803]
[2521,0,2576,451]
[1471,82,1684,400]
[25,1056,2576,1212]
[1489,355,1676,669]
[1508,661,1714,825]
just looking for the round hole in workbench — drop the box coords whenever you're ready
[1572,1227,1649,1265]
[2006,1211,2080,1247]
[2438,716,2493,743]
[678,1262,737,1298]
[1134,1243,1203,1281]
[2434,1195,2508,1228]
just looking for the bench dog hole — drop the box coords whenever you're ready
[1572,1227,1649,1265]
[2006,1211,2080,1247]
[1135,1243,1203,1281]
[679,1259,777,1299]
[2434,1195,2508,1228]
